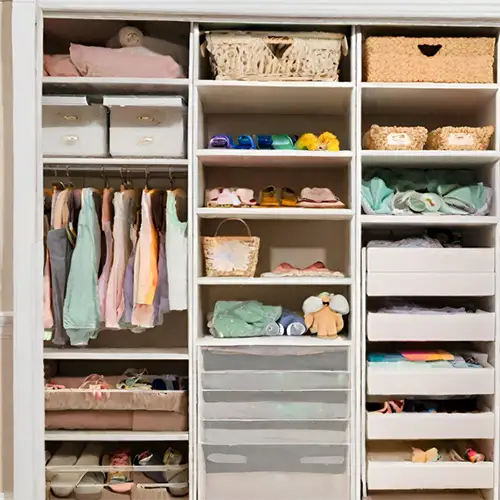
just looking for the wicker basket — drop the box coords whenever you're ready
[364,36,495,83]
[203,31,348,81]
[427,126,494,151]
[363,125,428,151]
[203,218,260,277]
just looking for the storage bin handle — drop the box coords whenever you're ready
[214,218,252,237]
[418,44,442,57]
[264,35,293,59]
[61,135,79,144]
[138,137,154,145]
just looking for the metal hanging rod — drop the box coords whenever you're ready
[44,165,188,175]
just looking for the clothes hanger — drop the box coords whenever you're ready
[101,167,110,190]
[145,168,150,191]
[65,166,74,189]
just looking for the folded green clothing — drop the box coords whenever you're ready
[362,168,492,215]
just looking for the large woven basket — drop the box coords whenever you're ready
[427,126,494,151]
[203,218,260,277]
[203,31,348,81]
[363,125,428,151]
[365,36,495,83]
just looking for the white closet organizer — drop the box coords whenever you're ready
[11,6,500,500]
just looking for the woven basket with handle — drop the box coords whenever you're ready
[203,218,260,277]
[203,31,348,82]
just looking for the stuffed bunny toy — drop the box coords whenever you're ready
[302,292,349,338]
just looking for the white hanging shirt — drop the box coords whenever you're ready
[166,190,188,311]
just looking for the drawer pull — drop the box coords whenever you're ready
[63,114,79,121]
[137,115,154,122]
[61,135,79,144]
[208,453,247,464]
[138,136,154,145]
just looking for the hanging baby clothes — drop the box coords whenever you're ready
[63,188,101,346]
[47,188,73,346]
[151,190,169,325]
[132,189,159,328]
[98,187,114,321]
[43,213,53,339]
[166,189,187,311]
[105,189,136,328]
[120,219,138,329]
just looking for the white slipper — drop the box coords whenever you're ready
[46,442,84,482]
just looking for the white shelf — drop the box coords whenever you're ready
[43,157,189,166]
[367,411,495,440]
[362,83,497,114]
[43,347,189,360]
[196,80,353,115]
[362,215,497,227]
[196,149,352,168]
[197,207,354,220]
[44,430,189,441]
[361,150,500,167]
[42,77,189,97]
[197,335,351,347]
[367,494,485,500]
[197,276,352,286]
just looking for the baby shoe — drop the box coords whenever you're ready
[279,309,306,336]
[208,135,234,148]
[234,135,256,149]
[206,187,242,208]
[318,132,340,151]
[259,186,280,207]
[235,188,257,207]
[280,187,298,207]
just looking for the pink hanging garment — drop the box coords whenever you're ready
[98,187,114,321]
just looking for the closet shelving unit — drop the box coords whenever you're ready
[10,5,500,500]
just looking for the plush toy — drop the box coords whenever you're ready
[302,292,349,338]
[296,132,340,152]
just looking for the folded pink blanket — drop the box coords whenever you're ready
[44,54,80,77]
[70,43,184,78]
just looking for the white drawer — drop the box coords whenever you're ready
[202,444,348,500]
[202,420,348,445]
[367,411,495,440]
[367,248,494,273]
[42,96,108,157]
[202,346,348,372]
[201,390,349,420]
[105,96,186,158]
[367,459,494,490]
[367,312,495,342]
[367,361,494,396]
[367,272,495,296]
[202,370,349,390]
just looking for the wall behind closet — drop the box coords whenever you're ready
[0,0,13,497]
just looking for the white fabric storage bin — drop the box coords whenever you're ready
[202,370,349,390]
[367,411,495,440]
[202,420,349,445]
[201,390,349,420]
[201,346,349,372]
[42,96,108,157]
[202,443,348,500]
[104,96,186,158]
[367,311,495,342]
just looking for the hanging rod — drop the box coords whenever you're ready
[44,165,188,176]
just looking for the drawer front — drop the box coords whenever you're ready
[202,347,349,372]
[202,420,349,445]
[367,248,494,273]
[367,273,495,296]
[203,444,348,500]
[367,312,495,342]
[202,391,349,420]
[109,106,185,158]
[202,370,349,391]
[42,105,108,157]
[367,366,495,396]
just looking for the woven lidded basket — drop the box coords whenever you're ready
[203,218,260,277]
[364,36,495,83]
[427,126,494,151]
[203,31,348,81]
[363,125,428,151]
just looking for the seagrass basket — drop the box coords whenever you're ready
[203,31,348,81]
[427,126,494,151]
[203,218,260,277]
[363,125,428,151]
[364,36,495,83]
